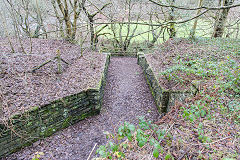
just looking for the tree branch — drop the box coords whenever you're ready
[149,0,240,11]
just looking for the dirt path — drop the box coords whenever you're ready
[5,57,159,160]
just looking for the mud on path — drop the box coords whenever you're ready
[5,57,159,160]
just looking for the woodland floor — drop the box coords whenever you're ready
[4,57,160,160]
[0,38,106,119]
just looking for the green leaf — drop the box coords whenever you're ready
[165,154,172,160]
[117,135,124,140]
[138,140,145,147]
[127,135,132,141]
[118,126,124,136]
[109,141,114,148]
[122,144,128,149]
[112,144,119,152]
[189,114,195,122]
[96,145,107,158]
[206,137,211,143]
[153,149,159,158]
[119,152,125,158]
[154,143,161,150]
[128,124,135,131]
[201,110,206,117]
[149,138,155,146]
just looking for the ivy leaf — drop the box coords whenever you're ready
[119,152,125,158]
[165,154,172,160]
[118,126,124,136]
[117,135,124,140]
[206,137,211,143]
[128,124,135,131]
[127,135,132,141]
[138,140,145,147]
[154,143,161,150]
[201,110,206,117]
[112,144,119,152]
[153,149,159,158]
[149,138,155,146]
[122,144,128,149]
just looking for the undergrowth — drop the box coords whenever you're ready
[94,88,240,159]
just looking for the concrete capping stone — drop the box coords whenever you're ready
[0,54,111,158]
[110,52,137,57]
[137,52,197,113]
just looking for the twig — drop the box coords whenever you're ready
[87,143,97,160]
[158,122,175,144]
[32,59,52,72]
[31,50,69,73]
[177,147,190,160]
[190,136,232,146]
[60,58,69,65]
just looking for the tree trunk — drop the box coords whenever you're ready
[56,0,72,41]
[169,0,176,38]
[190,0,203,38]
[212,0,234,38]
[89,18,96,50]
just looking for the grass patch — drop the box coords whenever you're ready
[98,19,240,46]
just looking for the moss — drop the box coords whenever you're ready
[80,113,89,119]
[62,116,72,129]
[43,127,56,137]
[26,121,33,126]
[28,106,40,113]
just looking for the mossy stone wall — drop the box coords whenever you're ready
[0,54,110,158]
[137,52,196,113]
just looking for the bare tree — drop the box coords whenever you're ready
[190,0,204,38]
[32,0,48,38]
[212,0,234,37]
[53,0,82,41]
[106,0,141,52]
[0,10,15,53]
[5,0,27,54]
[168,0,176,38]
[80,0,110,49]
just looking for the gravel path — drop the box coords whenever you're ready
[5,57,159,160]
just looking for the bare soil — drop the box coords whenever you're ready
[0,38,106,119]
[4,57,160,160]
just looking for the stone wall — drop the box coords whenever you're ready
[0,54,110,158]
[137,52,196,113]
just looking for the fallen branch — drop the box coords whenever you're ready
[87,143,97,160]
[32,59,53,73]
[32,50,69,73]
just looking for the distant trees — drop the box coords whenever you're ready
[1,0,240,53]
[149,0,240,39]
